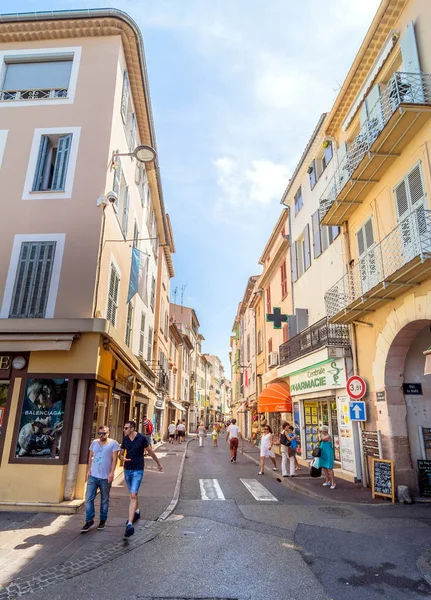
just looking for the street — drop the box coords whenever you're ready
[1,438,430,600]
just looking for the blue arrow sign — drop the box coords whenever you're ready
[349,401,366,421]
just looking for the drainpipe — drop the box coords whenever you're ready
[64,380,87,501]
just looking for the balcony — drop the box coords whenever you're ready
[0,88,68,101]
[325,209,431,323]
[320,72,431,226]
[279,318,350,367]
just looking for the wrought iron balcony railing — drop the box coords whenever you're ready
[279,318,350,367]
[0,88,68,101]
[325,209,431,322]
[320,72,431,224]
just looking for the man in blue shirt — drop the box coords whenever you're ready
[120,420,162,538]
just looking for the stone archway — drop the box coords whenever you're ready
[372,291,431,492]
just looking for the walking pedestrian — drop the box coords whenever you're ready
[176,420,186,444]
[318,425,336,489]
[120,420,163,538]
[225,418,242,463]
[280,422,294,478]
[168,421,176,444]
[196,421,206,447]
[211,425,218,447]
[81,425,120,533]
[258,425,277,475]
[174,419,180,442]
[142,414,153,448]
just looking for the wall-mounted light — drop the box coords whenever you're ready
[111,144,157,168]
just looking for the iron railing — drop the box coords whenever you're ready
[320,72,431,220]
[0,88,68,101]
[325,209,431,319]
[279,317,350,366]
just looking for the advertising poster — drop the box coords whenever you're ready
[15,378,68,459]
[338,396,355,472]
[293,401,301,456]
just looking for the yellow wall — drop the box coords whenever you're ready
[28,333,101,374]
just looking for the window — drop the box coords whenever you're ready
[165,310,169,339]
[121,70,130,124]
[280,260,288,297]
[268,338,273,354]
[9,241,56,318]
[1,57,72,101]
[32,133,72,191]
[160,299,165,331]
[140,256,149,306]
[257,330,263,354]
[139,312,145,357]
[150,276,156,310]
[283,324,288,343]
[133,221,139,248]
[147,327,153,362]
[129,112,136,152]
[294,186,303,216]
[125,301,133,347]
[308,161,317,189]
[107,263,120,326]
[247,334,250,363]
[266,286,271,315]
[304,224,311,271]
[296,238,305,279]
[322,142,333,170]
[312,210,322,258]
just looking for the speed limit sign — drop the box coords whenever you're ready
[347,375,367,400]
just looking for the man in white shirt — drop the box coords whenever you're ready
[225,418,243,463]
[167,421,176,444]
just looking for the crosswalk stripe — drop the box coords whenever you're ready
[240,478,278,502]
[199,478,226,500]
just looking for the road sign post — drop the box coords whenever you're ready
[347,375,367,400]
[349,400,367,421]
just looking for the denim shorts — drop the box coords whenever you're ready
[124,469,144,494]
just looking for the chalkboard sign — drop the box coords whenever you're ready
[418,460,431,497]
[422,428,431,450]
[372,458,395,503]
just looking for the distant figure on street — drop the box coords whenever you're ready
[211,425,219,447]
[259,425,277,475]
[226,418,243,463]
[168,421,176,444]
[196,421,207,447]
[174,419,180,442]
[142,414,153,448]
[176,420,186,444]
[120,420,163,538]
[81,425,120,533]
[318,425,336,489]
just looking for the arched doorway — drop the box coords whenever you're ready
[375,314,431,494]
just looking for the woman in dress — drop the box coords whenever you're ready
[196,421,206,447]
[258,425,277,475]
[318,425,336,489]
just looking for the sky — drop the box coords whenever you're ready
[7,0,382,370]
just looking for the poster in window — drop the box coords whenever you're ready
[15,378,68,458]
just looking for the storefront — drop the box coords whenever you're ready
[258,380,292,450]
[281,356,360,481]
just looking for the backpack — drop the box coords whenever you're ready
[144,419,153,435]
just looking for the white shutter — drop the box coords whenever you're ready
[113,155,122,206]
[147,327,153,362]
[122,186,130,237]
[52,133,72,190]
[139,312,145,357]
[400,21,421,73]
[356,227,365,257]
[107,264,120,326]
[304,224,311,270]
[407,163,425,207]
[121,70,130,123]
[125,301,133,347]
[364,218,375,250]
[291,240,298,282]
[129,113,136,152]
[395,179,409,219]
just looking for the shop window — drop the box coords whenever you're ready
[15,378,68,459]
[0,382,9,446]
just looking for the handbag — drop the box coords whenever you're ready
[312,445,322,458]
[287,446,295,457]
[309,458,322,478]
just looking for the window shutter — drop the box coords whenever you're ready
[139,312,145,357]
[304,224,311,270]
[364,218,375,249]
[312,210,322,258]
[52,133,72,190]
[121,70,130,123]
[107,264,120,326]
[10,241,56,318]
[142,257,149,305]
[129,113,136,152]
[122,186,130,237]
[147,327,153,362]
[400,21,421,73]
[113,155,122,206]
[356,227,365,257]
[133,221,139,248]
[150,276,156,310]
[407,164,425,207]
[32,135,49,191]
[125,301,133,347]
[291,240,298,282]
[395,179,409,219]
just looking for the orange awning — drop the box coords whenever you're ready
[258,381,292,413]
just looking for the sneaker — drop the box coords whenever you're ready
[258,471,264,475]
[132,511,140,524]
[330,484,337,490]
[80,520,94,533]
[233,460,236,463]
[230,457,234,463]
[272,468,277,471]
[97,520,106,531]
[124,523,135,538]
[322,482,331,487]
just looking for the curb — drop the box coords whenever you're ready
[417,548,431,587]
[241,447,397,507]
[157,437,195,522]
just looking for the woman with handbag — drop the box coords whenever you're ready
[317,425,336,489]
[258,425,277,475]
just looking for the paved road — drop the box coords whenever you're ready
[3,438,431,600]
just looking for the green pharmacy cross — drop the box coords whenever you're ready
[266,307,288,329]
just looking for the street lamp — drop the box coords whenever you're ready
[111,144,157,166]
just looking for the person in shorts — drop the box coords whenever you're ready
[120,420,162,538]
[168,421,176,444]
[176,420,186,443]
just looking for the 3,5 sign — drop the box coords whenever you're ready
[347,375,367,400]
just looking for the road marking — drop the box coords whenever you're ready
[240,478,278,502]
[199,478,225,500]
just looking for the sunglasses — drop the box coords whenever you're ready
[98,431,108,436]
[123,426,130,430]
